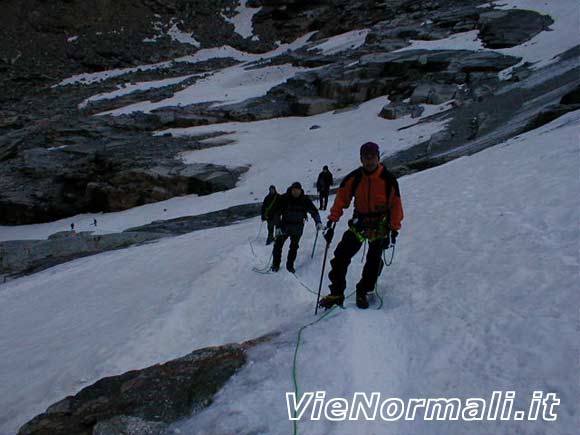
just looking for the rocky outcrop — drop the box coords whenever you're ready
[261,49,520,116]
[0,231,166,281]
[383,55,580,177]
[126,203,262,235]
[525,83,580,131]
[17,344,248,435]
[0,133,248,225]
[93,416,168,435]
[0,0,565,226]
[478,9,554,49]
[379,102,424,120]
[0,202,271,280]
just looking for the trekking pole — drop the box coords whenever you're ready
[315,222,335,315]
[310,229,319,259]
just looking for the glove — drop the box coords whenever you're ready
[274,227,283,238]
[391,230,398,245]
[261,215,266,221]
[381,230,398,249]
[323,221,334,244]
[316,222,323,231]
[381,237,391,250]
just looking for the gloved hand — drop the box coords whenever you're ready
[381,237,390,250]
[274,227,283,238]
[381,230,399,249]
[323,221,334,244]
[316,222,323,231]
[261,215,266,221]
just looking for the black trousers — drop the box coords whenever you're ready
[328,229,384,296]
[272,234,301,267]
[318,190,329,210]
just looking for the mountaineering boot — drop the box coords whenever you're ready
[286,263,295,273]
[271,264,280,272]
[318,294,345,310]
[356,292,369,309]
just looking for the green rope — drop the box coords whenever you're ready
[291,289,356,435]
[290,241,398,432]
[249,222,275,273]
[249,222,264,258]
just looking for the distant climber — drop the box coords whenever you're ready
[316,165,334,210]
[261,185,279,245]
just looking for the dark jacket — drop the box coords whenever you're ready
[261,192,279,221]
[316,170,334,192]
[271,187,321,236]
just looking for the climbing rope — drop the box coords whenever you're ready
[249,222,276,273]
[291,242,399,433]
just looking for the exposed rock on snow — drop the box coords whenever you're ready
[478,9,554,49]
[18,344,248,435]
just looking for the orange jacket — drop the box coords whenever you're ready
[329,164,404,230]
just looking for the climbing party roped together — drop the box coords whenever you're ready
[260,141,404,310]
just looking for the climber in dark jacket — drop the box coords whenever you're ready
[316,165,334,210]
[270,182,322,273]
[261,185,279,245]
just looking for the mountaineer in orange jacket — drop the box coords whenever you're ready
[318,141,404,309]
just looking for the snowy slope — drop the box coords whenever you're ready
[169,110,579,435]
[0,111,577,434]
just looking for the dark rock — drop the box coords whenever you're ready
[478,9,554,49]
[0,135,248,224]
[17,344,247,435]
[292,97,337,115]
[526,104,580,132]
[126,203,262,235]
[92,416,168,435]
[410,83,458,105]
[379,102,424,120]
[560,84,580,105]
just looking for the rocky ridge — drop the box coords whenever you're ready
[0,0,565,225]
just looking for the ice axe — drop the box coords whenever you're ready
[310,229,319,259]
